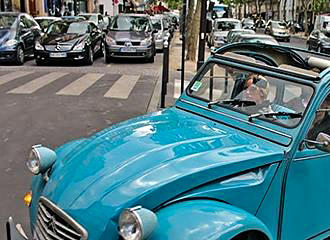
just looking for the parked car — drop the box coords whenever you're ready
[208,18,241,48]
[234,34,279,45]
[6,43,330,240]
[227,29,255,44]
[241,18,256,31]
[78,13,106,31]
[34,16,61,33]
[265,20,290,42]
[61,16,86,21]
[150,15,170,51]
[0,12,41,65]
[104,14,156,63]
[307,29,330,53]
[34,20,104,65]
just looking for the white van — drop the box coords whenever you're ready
[314,15,330,32]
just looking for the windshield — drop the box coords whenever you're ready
[110,16,151,32]
[216,21,241,31]
[0,15,18,29]
[320,31,330,38]
[273,21,286,29]
[36,19,53,30]
[79,15,97,23]
[187,62,314,127]
[151,18,162,31]
[243,19,254,25]
[47,22,89,35]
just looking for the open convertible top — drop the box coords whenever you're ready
[213,43,330,80]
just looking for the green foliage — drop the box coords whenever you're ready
[165,0,182,9]
[313,0,330,14]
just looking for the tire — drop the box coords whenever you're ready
[147,54,154,63]
[99,41,104,57]
[287,38,290,42]
[35,59,44,66]
[316,45,320,52]
[86,47,93,65]
[15,45,24,65]
[307,44,311,51]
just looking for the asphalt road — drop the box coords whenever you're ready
[0,36,311,239]
[0,54,163,239]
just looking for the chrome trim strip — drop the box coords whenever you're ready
[294,153,330,162]
[39,197,88,240]
[178,99,292,139]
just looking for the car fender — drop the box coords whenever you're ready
[150,199,273,240]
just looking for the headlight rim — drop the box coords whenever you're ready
[27,144,42,175]
[119,206,144,240]
[35,41,44,51]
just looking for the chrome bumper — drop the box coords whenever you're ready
[6,217,28,240]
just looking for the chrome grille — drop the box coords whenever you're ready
[45,45,73,52]
[116,41,141,46]
[34,197,88,240]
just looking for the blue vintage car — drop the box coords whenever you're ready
[7,43,330,240]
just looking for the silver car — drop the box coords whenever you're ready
[208,18,241,48]
[104,14,156,63]
[150,15,170,51]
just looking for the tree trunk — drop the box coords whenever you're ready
[283,0,288,21]
[185,0,194,48]
[304,8,308,35]
[186,0,201,61]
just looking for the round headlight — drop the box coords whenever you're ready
[118,206,157,240]
[27,147,41,175]
[119,208,142,240]
[26,145,56,175]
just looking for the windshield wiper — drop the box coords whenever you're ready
[208,99,256,109]
[248,111,303,122]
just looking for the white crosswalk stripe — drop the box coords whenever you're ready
[174,79,190,99]
[0,71,32,86]
[104,75,140,99]
[8,72,68,94]
[56,73,104,96]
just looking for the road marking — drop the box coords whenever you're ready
[104,75,140,99]
[174,79,190,99]
[0,71,32,86]
[56,73,104,96]
[8,72,68,94]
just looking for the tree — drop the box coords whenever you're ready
[186,0,201,61]
[186,0,195,48]
[313,0,330,15]
[301,0,312,35]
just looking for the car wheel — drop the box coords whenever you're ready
[287,38,290,42]
[146,54,154,63]
[316,45,320,52]
[15,45,24,65]
[99,41,104,57]
[307,44,311,50]
[86,47,93,65]
[35,59,44,66]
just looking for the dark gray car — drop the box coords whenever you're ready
[104,14,156,63]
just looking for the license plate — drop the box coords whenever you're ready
[50,52,67,58]
[120,47,136,53]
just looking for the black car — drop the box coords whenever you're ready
[35,20,104,65]
[307,30,330,54]
[0,12,41,65]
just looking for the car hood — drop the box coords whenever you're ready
[108,30,150,41]
[41,33,87,45]
[43,108,283,235]
[214,31,228,38]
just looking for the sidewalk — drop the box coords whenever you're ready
[148,31,209,112]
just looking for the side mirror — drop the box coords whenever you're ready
[315,132,330,152]
[303,132,330,152]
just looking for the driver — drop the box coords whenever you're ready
[308,97,330,140]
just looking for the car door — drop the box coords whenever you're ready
[19,16,35,54]
[281,93,330,239]
[90,23,102,54]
